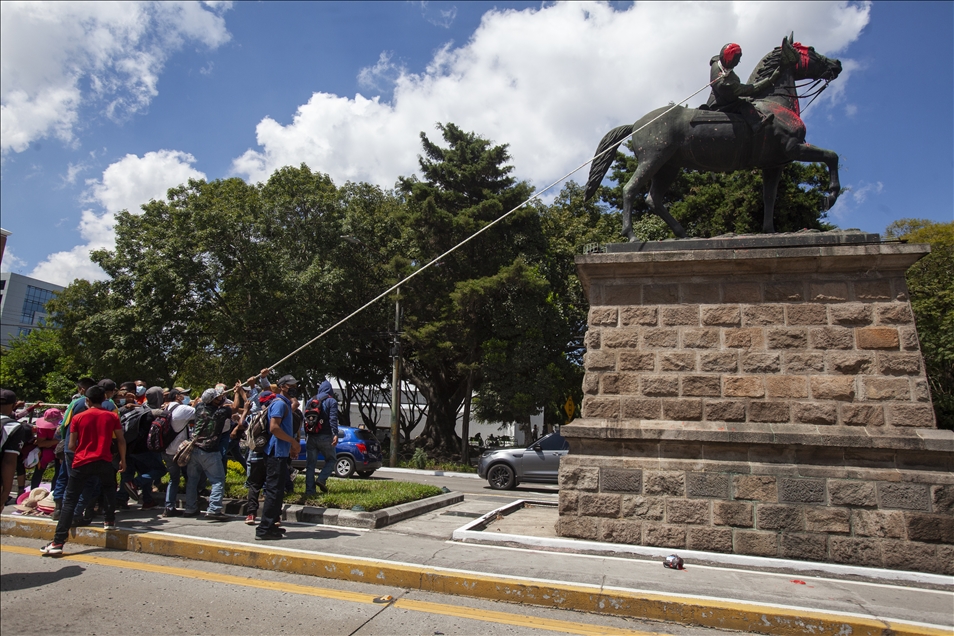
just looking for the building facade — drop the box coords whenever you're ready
[0,272,64,349]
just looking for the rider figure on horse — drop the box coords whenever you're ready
[706,43,780,132]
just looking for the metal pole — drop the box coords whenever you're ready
[389,287,401,467]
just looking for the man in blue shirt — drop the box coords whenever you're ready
[256,374,300,540]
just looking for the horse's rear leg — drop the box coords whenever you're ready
[623,155,683,240]
[648,163,686,238]
[762,166,782,233]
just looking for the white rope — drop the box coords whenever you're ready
[263,78,718,375]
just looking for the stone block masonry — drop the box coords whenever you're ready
[561,236,954,573]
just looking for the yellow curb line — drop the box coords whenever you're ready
[0,544,645,636]
[1,516,946,636]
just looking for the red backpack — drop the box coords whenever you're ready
[303,397,327,435]
[146,404,180,452]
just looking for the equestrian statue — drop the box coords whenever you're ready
[584,35,843,239]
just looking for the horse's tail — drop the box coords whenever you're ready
[583,124,634,202]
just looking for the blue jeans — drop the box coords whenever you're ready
[162,452,182,511]
[118,452,167,505]
[305,434,336,494]
[185,447,225,514]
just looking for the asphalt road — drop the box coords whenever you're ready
[0,534,726,636]
[367,467,561,502]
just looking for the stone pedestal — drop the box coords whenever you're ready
[559,234,954,574]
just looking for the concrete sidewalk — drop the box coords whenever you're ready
[2,494,951,636]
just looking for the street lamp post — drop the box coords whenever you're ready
[342,234,402,467]
[389,287,401,467]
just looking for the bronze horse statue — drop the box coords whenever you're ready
[584,36,843,239]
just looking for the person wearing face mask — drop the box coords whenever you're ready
[134,380,148,405]
[160,388,194,517]
[174,387,193,406]
[115,382,166,511]
[256,375,300,540]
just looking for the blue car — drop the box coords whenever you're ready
[292,425,383,478]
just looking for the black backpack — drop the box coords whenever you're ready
[303,397,327,435]
[119,405,151,446]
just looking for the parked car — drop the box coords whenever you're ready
[477,432,569,490]
[291,425,383,478]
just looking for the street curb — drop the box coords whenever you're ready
[453,500,954,588]
[2,515,947,636]
[290,491,464,528]
[377,467,483,480]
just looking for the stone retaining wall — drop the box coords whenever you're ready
[561,238,954,573]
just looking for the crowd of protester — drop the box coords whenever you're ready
[0,369,339,555]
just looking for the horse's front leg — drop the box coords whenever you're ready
[761,166,783,233]
[790,144,841,209]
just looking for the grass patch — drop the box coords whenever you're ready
[397,458,477,473]
[224,461,443,512]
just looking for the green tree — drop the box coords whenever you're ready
[0,327,87,403]
[48,166,350,393]
[536,181,620,426]
[396,123,559,455]
[885,219,954,429]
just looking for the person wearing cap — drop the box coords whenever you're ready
[41,384,125,556]
[174,387,193,406]
[115,384,165,512]
[183,388,231,521]
[159,387,194,517]
[706,42,780,132]
[256,375,300,540]
[1,389,28,506]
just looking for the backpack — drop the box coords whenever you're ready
[191,403,220,452]
[119,405,150,446]
[303,397,327,435]
[146,404,180,452]
[245,409,271,453]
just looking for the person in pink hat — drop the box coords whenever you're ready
[31,408,63,490]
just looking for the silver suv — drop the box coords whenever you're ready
[477,432,569,490]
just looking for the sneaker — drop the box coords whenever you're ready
[255,531,283,541]
[41,541,64,556]
[123,481,140,502]
[245,514,256,525]
[141,501,159,511]
[163,507,181,517]
[205,511,229,521]
[316,481,328,493]
[116,501,131,511]
[104,521,117,531]
[182,509,199,517]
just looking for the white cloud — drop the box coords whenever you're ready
[29,150,205,286]
[850,180,884,205]
[1,246,27,273]
[232,1,870,194]
[0,1,231,153]
[419,2,458,29]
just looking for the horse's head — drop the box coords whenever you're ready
[782,34,842,82]
[750,34,842,84]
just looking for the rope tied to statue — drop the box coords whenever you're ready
[229,76,723,391]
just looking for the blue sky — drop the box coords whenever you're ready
[1,1,951,286]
